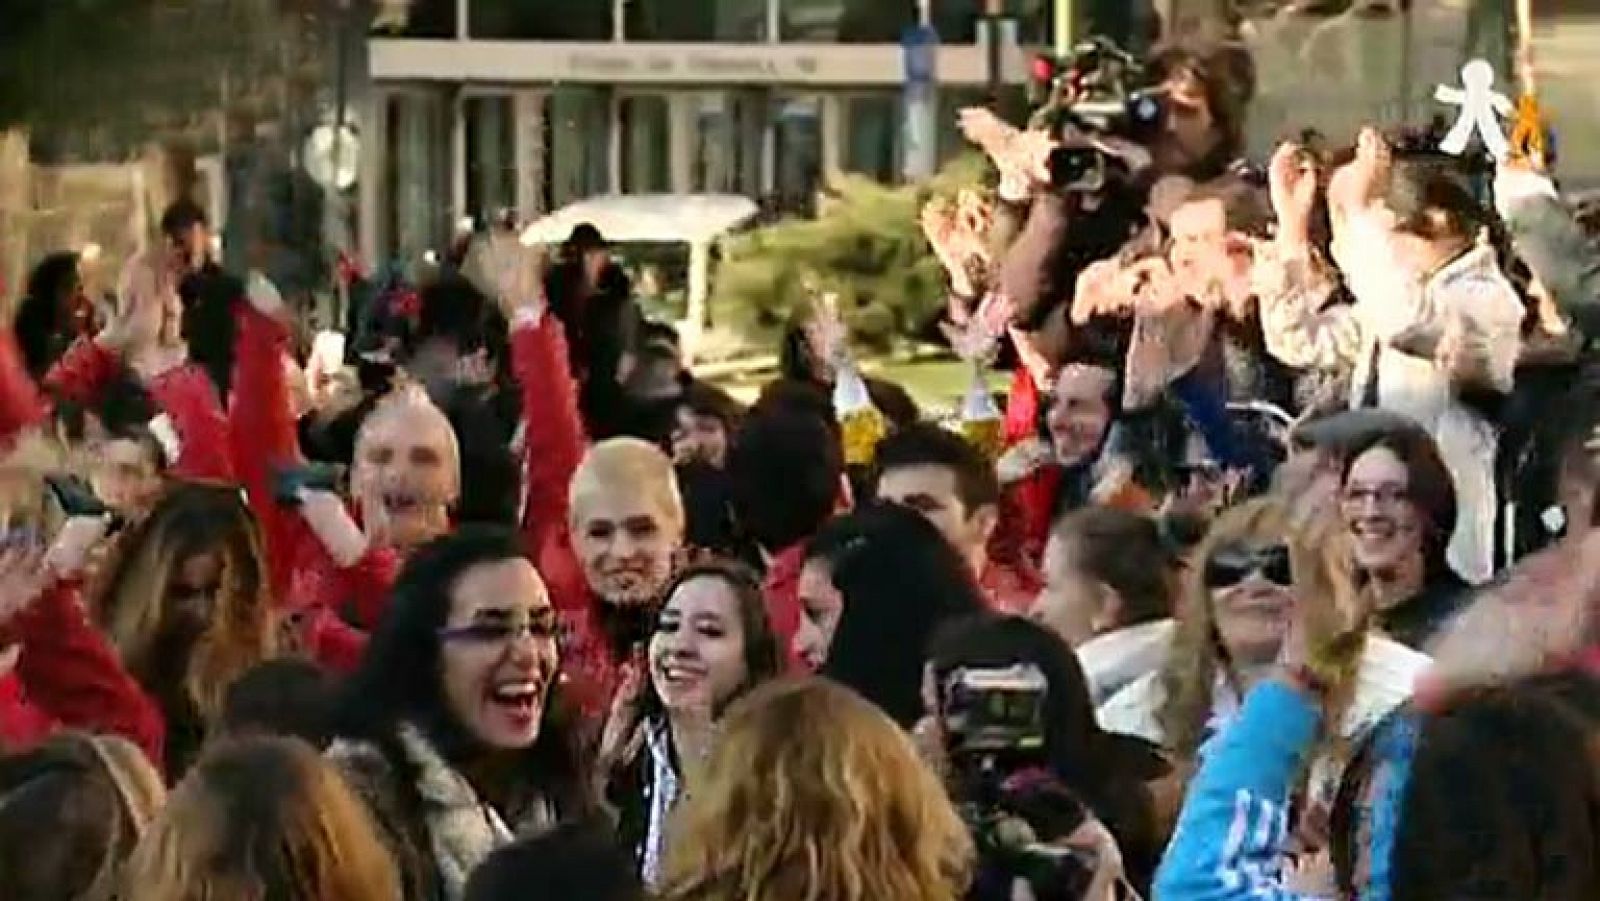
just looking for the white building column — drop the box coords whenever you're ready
[357,85,386,267]
[669,92,697,193]
[450,90,467,227]
[514,90,545,218]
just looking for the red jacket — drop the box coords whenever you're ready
[45,338,236,482]
[512,312,620,721]
[0,580,165,767]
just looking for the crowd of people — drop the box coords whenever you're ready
[5,25,1600,901]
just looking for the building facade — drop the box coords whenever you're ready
[357,0,1094,263]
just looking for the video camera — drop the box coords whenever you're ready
[941,666,1101,901]
[1030,37,1166,192]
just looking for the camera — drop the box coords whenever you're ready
[941,666,1101,901]
[1031,38,1166,193]
[941,664,1049,759]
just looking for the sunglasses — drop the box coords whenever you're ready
[1204,544,1293,589]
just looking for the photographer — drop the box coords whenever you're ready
[952,35,1259,374]
[918,615,1171,899]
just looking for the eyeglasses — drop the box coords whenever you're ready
[1204,544,1292,589]
[437,612,557,647]
[1340,484,1411,508]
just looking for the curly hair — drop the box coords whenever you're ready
[1156,497,1365,759]
[657,678,973,901]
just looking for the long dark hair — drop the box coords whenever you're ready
[1340,422,1458,580]
[332,525,591,826]
[16,252,83,379]
[928,615,1168,893]
[817,504,987,728]
[639,559,784,723]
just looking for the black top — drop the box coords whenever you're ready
[1374,568,1473,651]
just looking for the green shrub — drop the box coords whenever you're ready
[709,154,988,355]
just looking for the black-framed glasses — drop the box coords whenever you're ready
[1204,544,1292,590]
[437,612,557,647]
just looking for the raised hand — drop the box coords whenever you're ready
[1268,142,1319,249]
[466,232,548,320]
[1071,257,1127,325]
[245,270,288,321]
[45,515,112,580]
[1327,127,1390,221]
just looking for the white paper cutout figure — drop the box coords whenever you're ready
[1435,59,1514,161]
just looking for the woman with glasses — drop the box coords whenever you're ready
[328,525,592,901]
[1337,421,1471,650]
[1097,498,1427,777]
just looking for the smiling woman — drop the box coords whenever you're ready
[603,559,782,886]
[327,525,592,901]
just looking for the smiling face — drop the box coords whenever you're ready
[1342,447,1425,576]
[573,487,677,606]
[1047,365,1116,467]
[1206,543,1296,668]
[1168,196,1228,285]
[672,408,729,469]
[90,436,164,518]
[437,557,559,749]
[793,558,842,672]
[355,402,457,550]
[648,574,750,715]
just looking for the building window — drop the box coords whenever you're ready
[779,0,915,42]
[626,0,769,41]
[693,91,764,194]
[465,95,516,224]
[773,95,823,214]
[843,93,900,182]
[469,0,613,40]
[544,87,611,208]
[385,90,451,259]
[621,94,672,193]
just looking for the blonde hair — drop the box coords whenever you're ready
[568,437,684,536]
[0,427,69,534]
[90,482,277,727]
[1156,497,1365,758]
[354,380,461,501]
[121,735,400,901]
[657,678,973,901]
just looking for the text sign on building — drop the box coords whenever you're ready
[563,49,825,82]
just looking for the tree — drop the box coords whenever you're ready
[708,154,988,354]
[0,0,330,161]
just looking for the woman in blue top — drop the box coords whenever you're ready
[1156,580,1600,900]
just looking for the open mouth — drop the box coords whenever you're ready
[485,678,544,725]
[656,662,707,693]
[384,490,424,515]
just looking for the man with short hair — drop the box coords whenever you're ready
[160,199,242,399]
[874,422,1039,614]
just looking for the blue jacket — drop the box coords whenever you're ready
[1153,680,1414,901]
